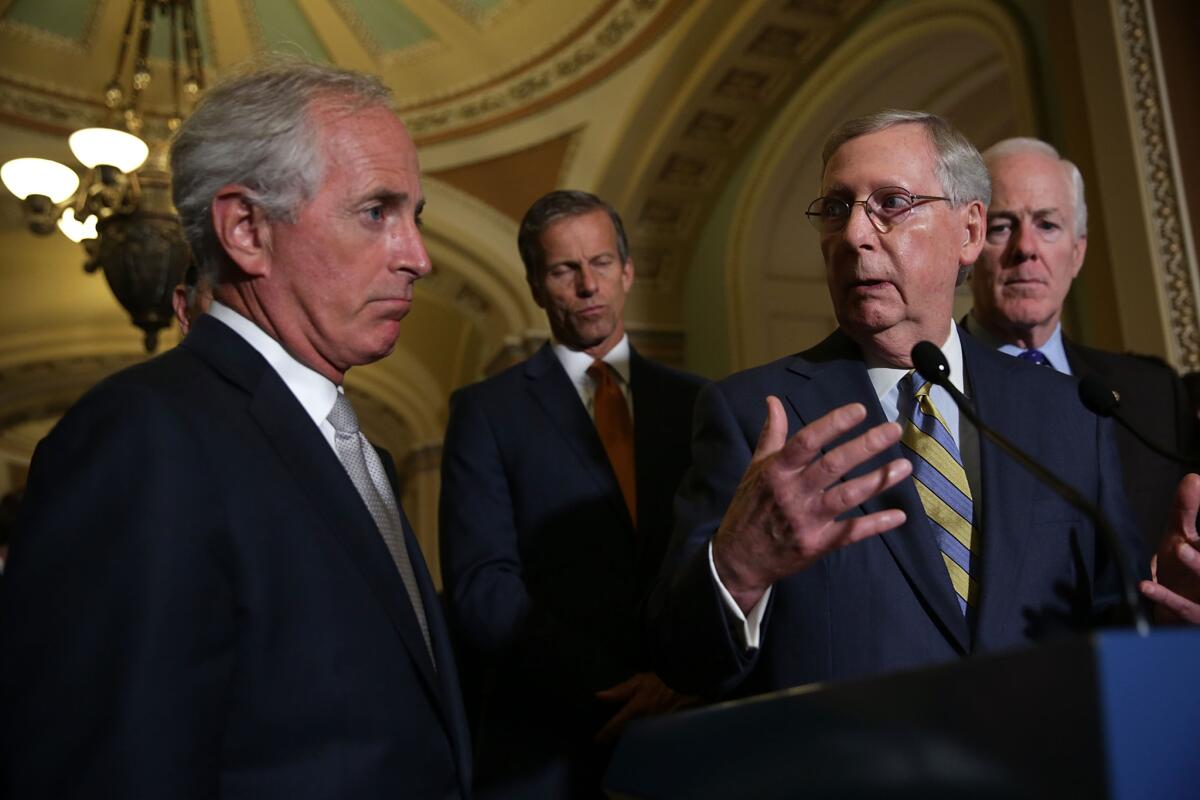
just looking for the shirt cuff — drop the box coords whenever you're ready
[707,539,771,651]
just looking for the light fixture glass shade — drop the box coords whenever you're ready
[1,158,81,202]
[68,127,149,173]
[57,209,99,242]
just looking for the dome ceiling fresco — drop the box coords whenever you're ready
[0,0,683,143]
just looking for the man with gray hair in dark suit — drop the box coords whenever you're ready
[965,136,1197,558]
[1,58,471,798]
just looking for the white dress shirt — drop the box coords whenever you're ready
[551,334,634,419]
[713,323,966,650]
[207,301,342,452]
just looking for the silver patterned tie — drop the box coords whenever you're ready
[327,392,434,664]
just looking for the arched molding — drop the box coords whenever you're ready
[592,0,876,334]
[0,351,143,435]
[350,347,445,445]
[723,0,1035,370]
[422,177,541,343]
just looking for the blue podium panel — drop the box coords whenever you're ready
[606,631,1200,800]
[1097,630,1199,799]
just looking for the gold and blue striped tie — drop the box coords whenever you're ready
[898,373,980,614]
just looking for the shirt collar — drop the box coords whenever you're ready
[965,311,1071,375]
[864,321,965,403]
[207,301,341,428]
[551,333,631,388]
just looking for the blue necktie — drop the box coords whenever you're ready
[1017,349,1051,367]
[898,373,979,615]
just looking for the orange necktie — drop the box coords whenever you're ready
[587,360,637,527]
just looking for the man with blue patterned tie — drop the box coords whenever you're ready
[648,110,1200,701]
[965,137,1197,554]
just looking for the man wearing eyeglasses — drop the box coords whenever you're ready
[964,137,1196,555]
[648,110,1200,701]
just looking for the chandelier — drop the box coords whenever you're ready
[0,0,206,352]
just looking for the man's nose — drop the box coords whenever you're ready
[393,228,432,277]
[841,201,878,248]
[577,265,598,295]
[1012,221,1039,263]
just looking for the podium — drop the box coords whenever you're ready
[606,630,1199,799]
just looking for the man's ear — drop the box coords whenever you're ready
[211,186,273,278]
[621,257,635,293]
[171,285,190,333]
[959,200,986,266]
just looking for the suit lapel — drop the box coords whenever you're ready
[786,331,970,653]
[378,452,471,779]
[183,317,447,715]
[1063,338,1102,380]
[525,344,633,528]
[961,335,1042,646]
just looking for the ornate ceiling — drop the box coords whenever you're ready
[0,0,684,143]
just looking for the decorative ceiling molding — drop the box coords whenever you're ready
[604,0,872,293]
[0,0,686,146]
[0,352,143,435]
[430,129,578,222]
[0,1,103,53]
[331,0,441,62]
[403,0,688,144]
[442,0,521,30]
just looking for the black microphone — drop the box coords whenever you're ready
[1078,373,1200,468]
[911,341,1150,636]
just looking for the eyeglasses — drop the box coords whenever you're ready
[805,186,951,234]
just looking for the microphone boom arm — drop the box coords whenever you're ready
[912,341,1150,636]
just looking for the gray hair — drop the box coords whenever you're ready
[517,190,630,284]
[170,56,393,285]
[981,137,1087,238]
[821,109,991,208]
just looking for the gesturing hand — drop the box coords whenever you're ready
[1141,473,1200,624]
[713,396,912,614]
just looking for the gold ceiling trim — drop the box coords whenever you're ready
[328,0,446,63]
[0,77,104,136]
[612,0,873,292]
[0,3,105,55]
[407,0,687,145]
[441,0,523,30]
[399,0,620,109]
[0,0,684,146]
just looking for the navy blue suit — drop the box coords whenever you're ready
[440,343,703,795]
[1063,339,1197,552]
[648,327,1146,699]
[0,315,471,799]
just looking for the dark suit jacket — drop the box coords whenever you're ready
[648,328,1145,699]
[1064,338,1196,551]
[439,343,704,789]
[0,315,471,799]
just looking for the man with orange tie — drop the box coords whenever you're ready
[440,190,705,797]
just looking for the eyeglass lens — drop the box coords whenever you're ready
[805,187,919,232]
